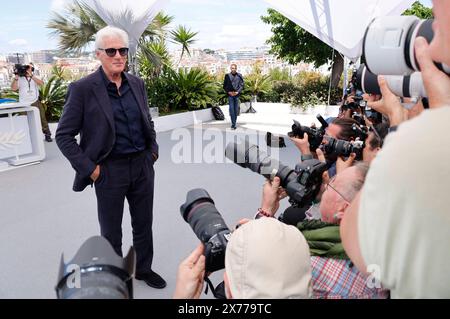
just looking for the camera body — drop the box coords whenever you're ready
[14,64,31,77]
[288,114,329,152]
[180,189,231,273]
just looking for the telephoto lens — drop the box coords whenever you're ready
[225,140,327,207]
[363,16,450,76]
[180,189,231,272]
[354,64,427,98]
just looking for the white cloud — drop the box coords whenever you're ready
[211,24,271,48]
[171,0,224,6]
[9,39,28,46]
[51,0,69,12]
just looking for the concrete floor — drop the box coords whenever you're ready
[0,118,309,299]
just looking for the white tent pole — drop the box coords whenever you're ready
[327,48,335,107]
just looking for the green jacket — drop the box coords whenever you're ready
[297,220,348,259]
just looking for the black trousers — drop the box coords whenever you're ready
[94,151,155,274]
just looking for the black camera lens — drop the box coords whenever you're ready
[322,137,364,160]
[181,189,231,272]
[56,236,135,299]
[225,140,327,208]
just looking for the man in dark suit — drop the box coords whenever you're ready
[56,26,166,289]
[223,64,244,130]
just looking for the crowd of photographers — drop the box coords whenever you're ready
[172,0,450,299]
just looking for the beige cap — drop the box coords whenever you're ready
[225,217,312,299]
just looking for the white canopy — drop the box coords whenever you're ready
[83,0,169,56]
[263,0,416,60]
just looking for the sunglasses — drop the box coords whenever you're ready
[98,47,129,57]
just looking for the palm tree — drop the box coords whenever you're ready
[170,25,198,64]
[47,1,197,72]
[39,76,67,122]
[246,62,271,103]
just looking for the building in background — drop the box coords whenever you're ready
[31,50,57,64]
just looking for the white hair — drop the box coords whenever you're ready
[95,26,129,49]
[342,161,370,201]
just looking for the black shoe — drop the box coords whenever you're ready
[135,270,166,289]
[45,135,53,142]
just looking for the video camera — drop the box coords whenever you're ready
[288,114,329,152]
[225,139,327,208]
[180,189,231,273]
[14,64,32,77]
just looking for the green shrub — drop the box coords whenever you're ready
[40,76,67,122]
[167,68,217,110]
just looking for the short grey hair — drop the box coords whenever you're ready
[95,26,129,50]
[342,162,370,201]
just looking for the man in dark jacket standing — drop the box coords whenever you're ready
[223,64,244,129]
[56,26,166,289]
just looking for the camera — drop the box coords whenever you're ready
[363,17,449,76]
[354,64,427,98]
[288,114,329,151]
[180,189,231,273]
[14,64,31,77]
[56,236,135,299]
[225,140,327,208]
[322,137,365,160]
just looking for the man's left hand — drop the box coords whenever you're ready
[173,244,206,299]
[152,153,158,162]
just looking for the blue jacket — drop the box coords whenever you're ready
[56,68,158,192]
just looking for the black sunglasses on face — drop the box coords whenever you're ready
[98,47,129,57]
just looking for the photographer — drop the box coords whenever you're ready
[261,165,389,299]
[11,63,52,142]
[341,0,450,298]
[291,117,361,177]
[174,218,312,299]
[362,122,389,164]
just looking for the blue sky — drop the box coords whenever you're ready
[0,0,434,54]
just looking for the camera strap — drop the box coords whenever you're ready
[25,77,33,92]
[204,276,227,299]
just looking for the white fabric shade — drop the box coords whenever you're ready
[83,0,169,55]
[263,0,416,60]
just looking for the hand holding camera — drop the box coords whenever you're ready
[366,76,407,127]
[415,37,450,108]
[260,177,288,217]
[173,244,206,299]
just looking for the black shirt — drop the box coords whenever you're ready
[101,68,146,156]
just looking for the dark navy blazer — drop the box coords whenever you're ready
[56,68,159,192]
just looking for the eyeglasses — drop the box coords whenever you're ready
[325,176,350,203]
[98,47,129,57]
